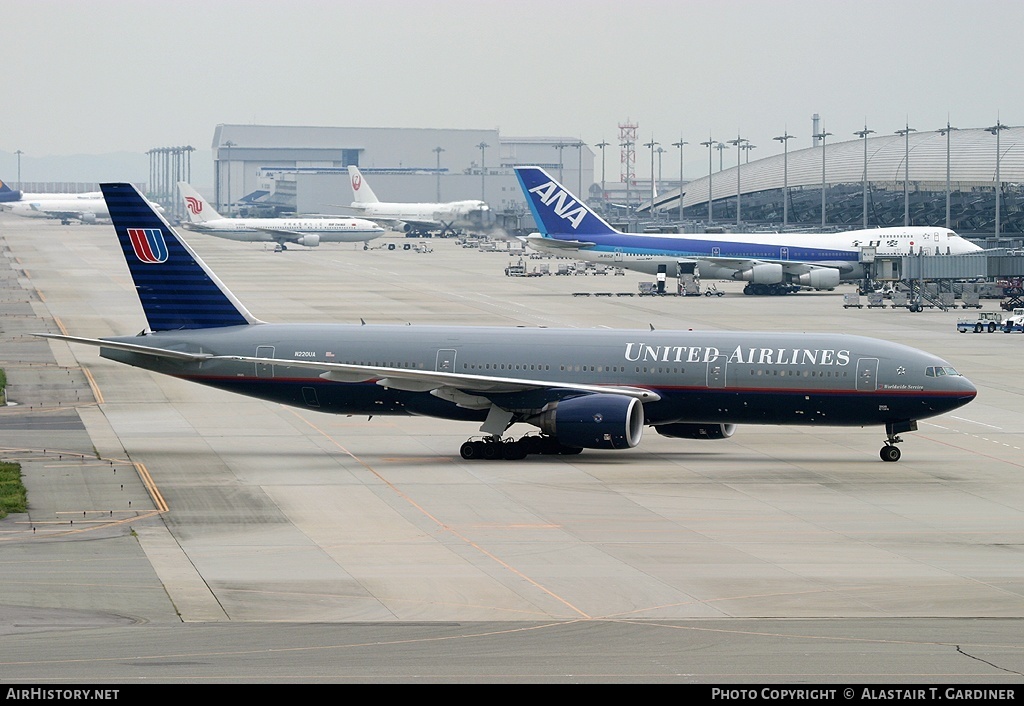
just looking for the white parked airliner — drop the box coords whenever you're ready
[178,182,384,251]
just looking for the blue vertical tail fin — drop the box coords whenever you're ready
[0,179,23,203]
[514,166,620,238]
[100,183,260,332]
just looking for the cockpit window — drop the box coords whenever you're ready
[926,366,961,377]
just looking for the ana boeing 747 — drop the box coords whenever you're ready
[515,166,982,295]
[37,183,976,463]
[178,182,384,251]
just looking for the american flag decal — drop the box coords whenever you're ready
[127,228,168,263]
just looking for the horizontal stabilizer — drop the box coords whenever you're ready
[35,333,215,361]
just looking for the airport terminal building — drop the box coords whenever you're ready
[651,126,1024,241]
[153,122,1024,242]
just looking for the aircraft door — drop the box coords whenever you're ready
[780,246,789,260]
[302,387,320,408]
[256,345,275,378]
[436,349,457,372]
[614,248,624,263]
[856,358,879,391]
[706,354,727,388]
[712,246,721,257]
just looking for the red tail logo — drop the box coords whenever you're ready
[352,174,362,191]
[185,196,202,215]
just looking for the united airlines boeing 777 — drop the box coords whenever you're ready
[515,166,982,295]
[37,183,976,462]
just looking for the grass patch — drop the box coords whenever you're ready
[0,462,27,519]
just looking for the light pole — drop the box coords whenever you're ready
[987,120,1007,237]
[643,138,659,208]
[595,140,609,202]
[553,142,569,183]
[813,130,832,228]
[223,140,235,213]
[574,140,586,196]
[655,146,665,194]
[476,141,488,201]
[854,125,875,229]
[433,146,445,201]
[741,143,756,163]
[773,132,794,228]
[14,149,23,189]
[895,123,916,226]
[937,122,958,230]
[701,137,715,223]
[728,134,747,226]
[672,138,687,222]
[715,141,728,172]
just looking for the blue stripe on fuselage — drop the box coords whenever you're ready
[557,232,858,261]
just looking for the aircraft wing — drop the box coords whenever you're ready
[35,333,660,411]
[698,255,858,275]
[523,234,597,251]
[248,226,319,243]
[220,354,661,409]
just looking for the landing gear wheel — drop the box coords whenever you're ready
[460,441,480,460]
[502,441,528,460]
[880,445,901,462]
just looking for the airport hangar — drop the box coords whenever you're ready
[646,125,1024,243]
[195,124,595,232]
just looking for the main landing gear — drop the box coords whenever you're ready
[460,434,583,461]
[743,283,800,296]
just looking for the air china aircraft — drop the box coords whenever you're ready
[515,166,982,295]
[347,165,492,236]
[37,183,976,463]
[178,182,384,251]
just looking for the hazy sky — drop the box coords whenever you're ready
[7,0,1024,177]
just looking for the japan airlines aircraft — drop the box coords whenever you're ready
[515,166,983,295]
[347,165,493,236]
[178,182,384,251]
[36,183,976,463]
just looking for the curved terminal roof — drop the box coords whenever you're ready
[673,126,1024,209]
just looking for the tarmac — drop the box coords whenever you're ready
[1,214,1023,684]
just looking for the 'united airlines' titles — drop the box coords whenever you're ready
[625,343,852,366]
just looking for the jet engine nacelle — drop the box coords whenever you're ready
[401,222,414,233]
[655,423,736,440]
[296,234,321,247]
[80,212,97,224]
[796,268,840,290]
[534,394,644,450]
[735,263,783,284]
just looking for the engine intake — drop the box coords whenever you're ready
[734,263,783,284]
[533,394,644,449]
[796,268,840,289]
[655,423,736,440]
[296,234,321,247]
